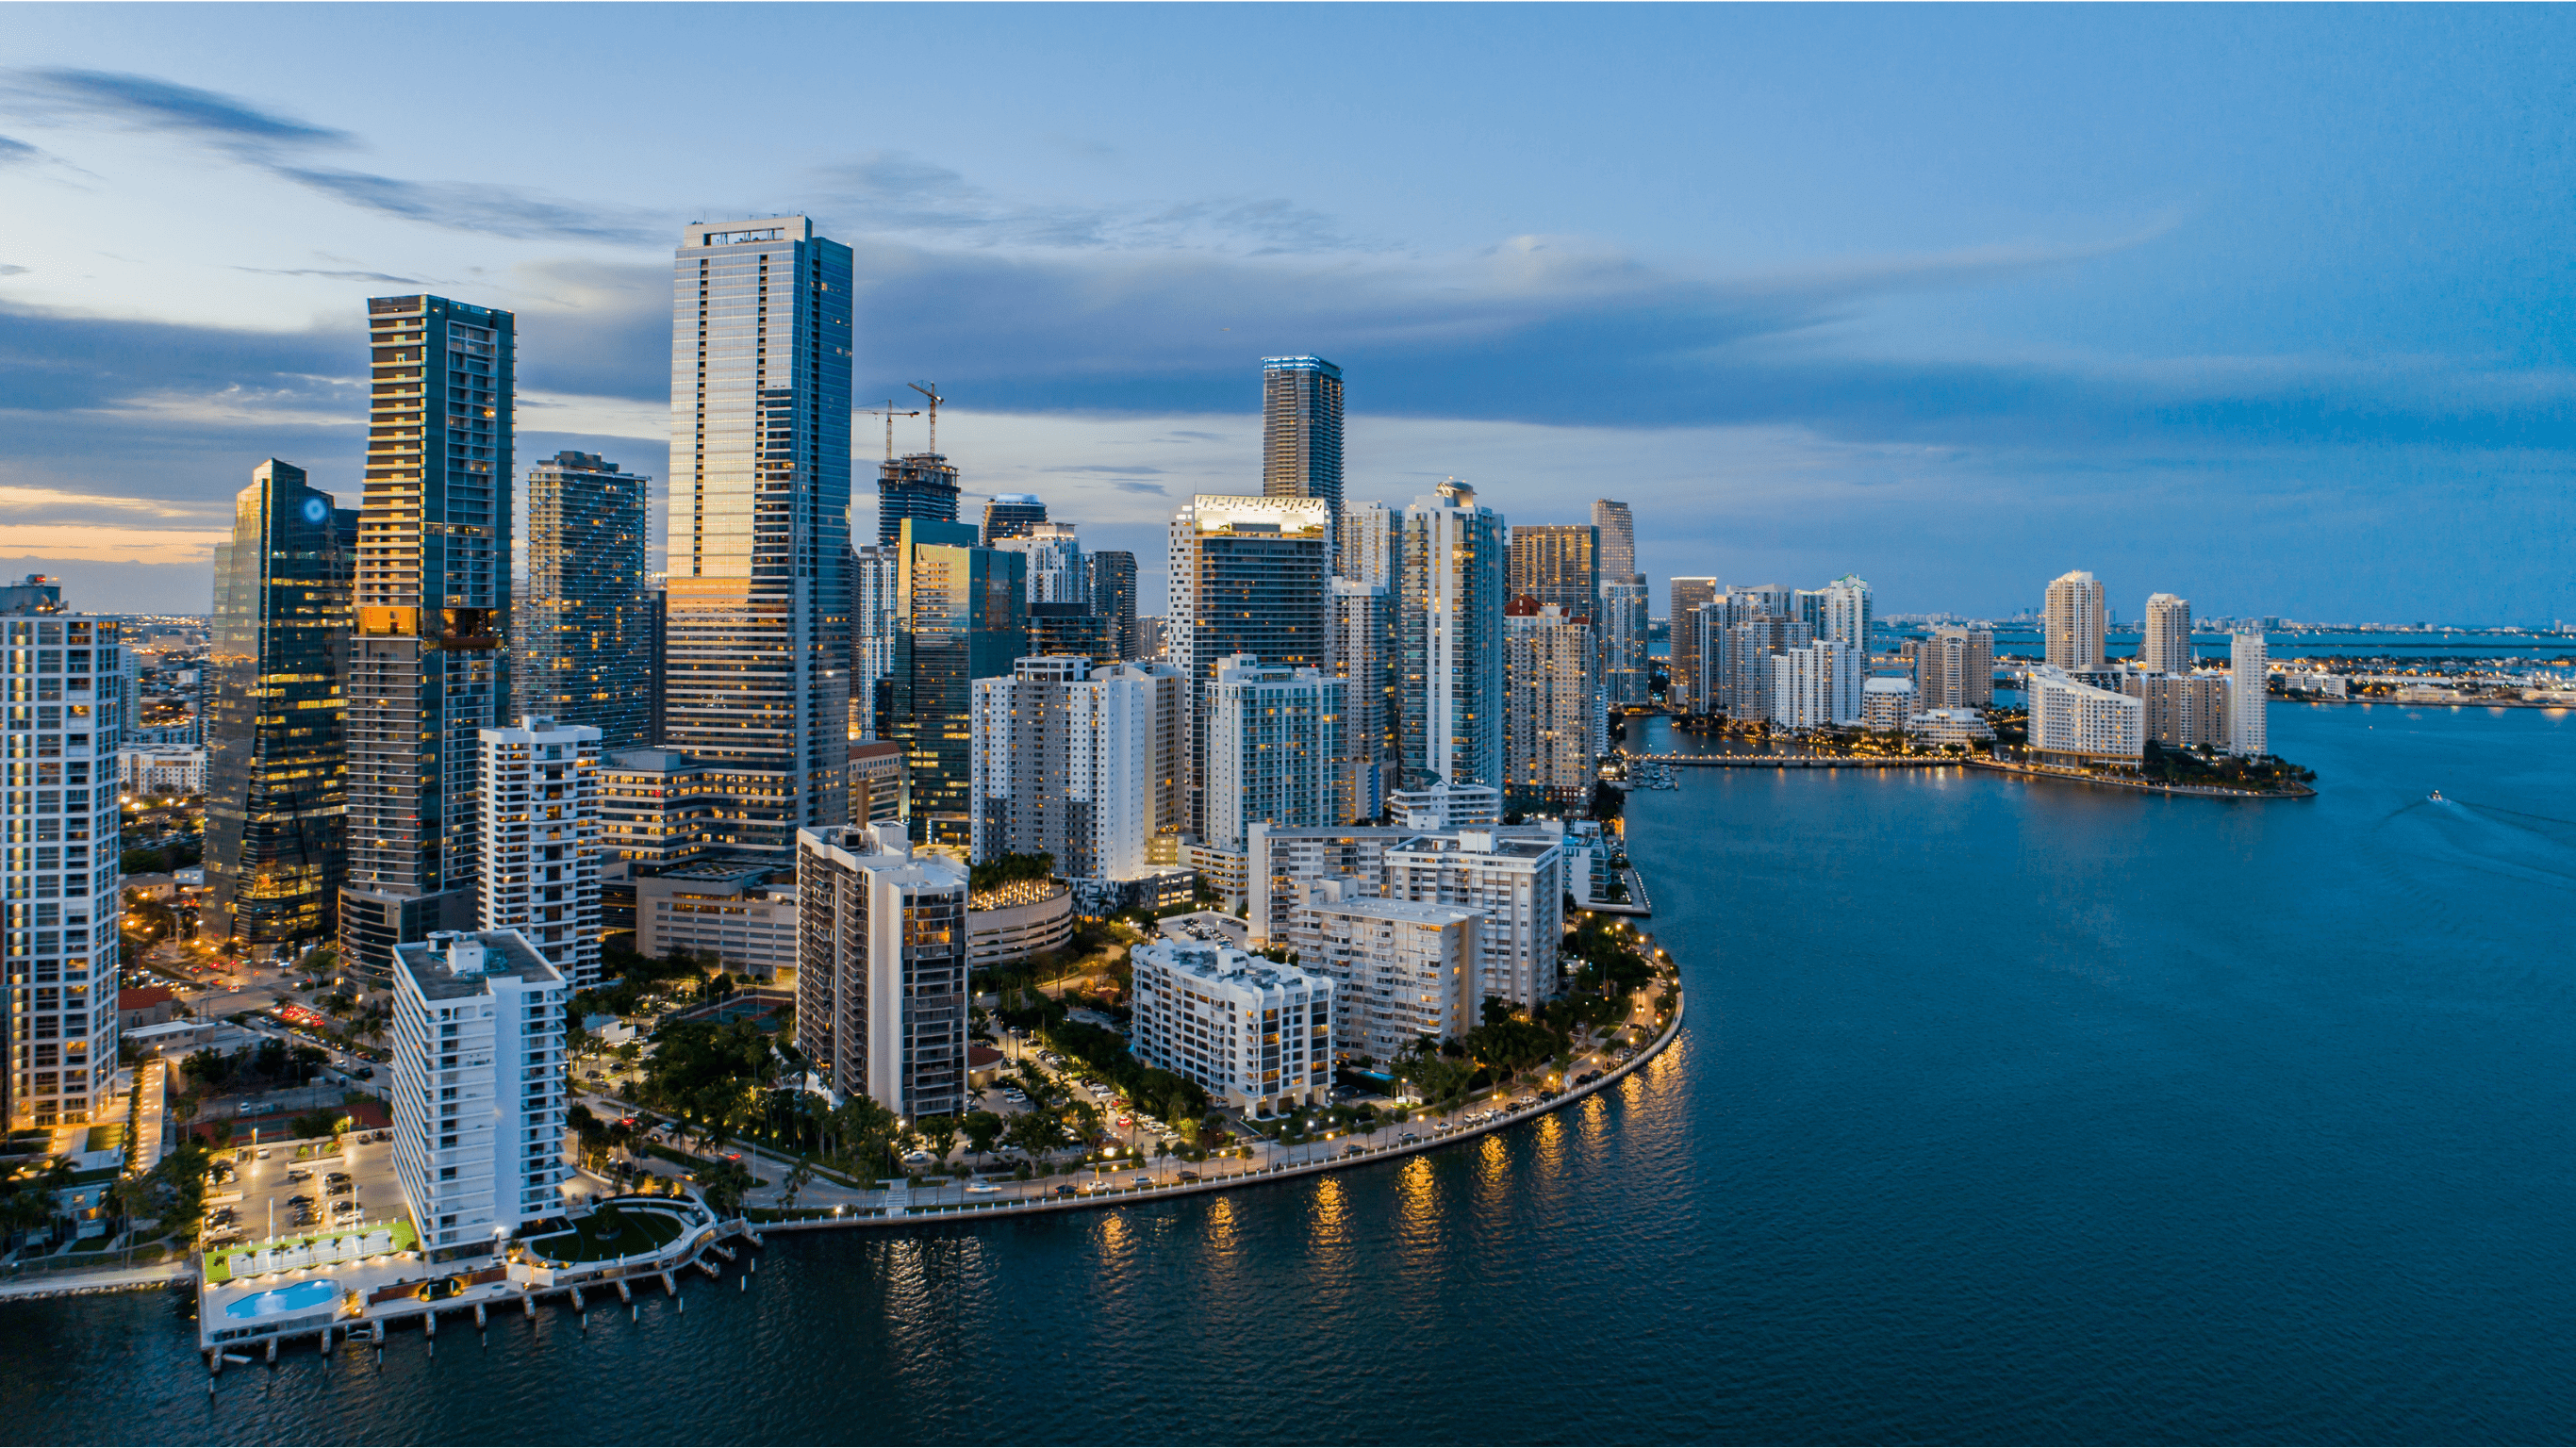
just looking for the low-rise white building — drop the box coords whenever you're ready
[1281,877,1477,1061]
[638,864,798,979]
[390,930,570,1254]
[1387,782,1501,831]
[2028,665,2144,765]
[120,745,206,797]
[1861,677,1918,732]
[1906,708,1996,749]
[1129,939,1334,1116]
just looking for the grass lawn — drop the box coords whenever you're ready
[523,1204,686,1265]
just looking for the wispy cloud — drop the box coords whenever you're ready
[233,266,424,284]
[0,134,40,167]
[817,148,1358,254]
[1,68,658,244]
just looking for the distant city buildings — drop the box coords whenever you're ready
[1263,356,1346,554]
[2230,631,2270,757]
[521,452,652,750]
[1329,579,1398,826]
[970,656,1156,880]
[389,930,569,1252]
[1770,639,1862,729]
[1860,676,1917,732]
[873,452,961,549]
[1669,577,1719,714]
[981,493,1048,544]
[889,518,1027,847]
[1167,494,1331,839]
[1087,551,1138,661]
[205,459,354,948]
[1911,627,1995,712]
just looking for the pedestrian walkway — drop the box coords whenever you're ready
[128,1059,168,1178]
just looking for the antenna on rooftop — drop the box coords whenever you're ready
[908,381,944,454]
[858,400,920,461]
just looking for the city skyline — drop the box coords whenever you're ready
[5,8,2570,624]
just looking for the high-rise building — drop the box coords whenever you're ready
[1167,494,1332,837]
[1097,662,1190,851]
[522,452,652,751]
[1329,579,1397,825]
[644,585,667,745]
[1590,500,1636,581]
[476,716,603,989]
[388,930,569,1250]
[1912,627,1996,712]
[1820,575,1873,650]
[1204,654,1343,849]
[2044,570,2108,671]
[2143,593,2194,675]
[1087,551,1138,660]
[1600,578,1649,707]
[1507,525,1600,616]
[1383,829,1564,1006]
[1668,578,1719,713]
[1263,356,1345,552]
[206,460,355,949]
[1861,677,1918,732]
[1339,500,1398,588]
[1504,599,1601,810]
[1280,877,1477,1062]
[662,218,853,860]
[848,545,897,741]
[890,518,1027,846]
[980,493,1048,544]
[1026,602,1115,667]
[1723,614,1812,720]
[1770,639,1863,729]
[2230,631,2270,757]
[341,293,516,990]
[996,521,1083,603]
[2,611,124,1129]
[794,822,970,1118]
[2121,671,2230,749]
[598,749,717,867]
[969,656,1155,880]
[874,452,961,549]
[1131,940,1335,1117]
[1399,481,1506,790]
[2028,666,2144,764]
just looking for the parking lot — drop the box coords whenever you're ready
[202,1128,405,1251]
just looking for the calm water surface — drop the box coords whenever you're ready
[7,702,2571,1444]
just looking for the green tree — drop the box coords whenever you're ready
[917,1114,960,1166]
[697,1158,753,1216]
[962,1111,1004,1160]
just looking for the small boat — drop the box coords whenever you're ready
[2428,789,2444,801]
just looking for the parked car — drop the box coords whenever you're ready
[1177,1169,1200,1183]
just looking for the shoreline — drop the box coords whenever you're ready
[1962,758,2314,800]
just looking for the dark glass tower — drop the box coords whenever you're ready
[889,519,1025,847]
[981,493,1047,544]
[1087,550,1138,660]
[874,453,961,549]
[523,451,652,749]
[206,461,355,948]
[340,294,514,989]
[1262,355,1345,552]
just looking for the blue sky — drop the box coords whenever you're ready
[1,4,2568,621]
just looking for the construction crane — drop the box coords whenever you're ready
[856,401,920,461]
[908,381,944,454]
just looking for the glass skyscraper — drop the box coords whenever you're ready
[340,294,515,989]
[981,493,1048,544]
[1087,550,1137,660]
[1166,494,1331,838]
[1507,525,1601,617]
[1401,481,1507,791]
[663,217,853,857]
[1263,356,1345,553]
[522,451,652,750]
[889,519,1025,847]
[874,452,960,549]
[206,459,355,948]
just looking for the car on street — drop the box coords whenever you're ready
[966,1180,999,1194]
[1053,1184,1076,1197]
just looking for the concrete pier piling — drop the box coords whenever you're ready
[265,1339,276,1364]
[661,1271,677,1296]
[617,1279,633,1304]
[473,1303,487,1330]
[424,1309,436,1339]
[570,1286,585,1312]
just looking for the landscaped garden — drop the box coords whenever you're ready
[520,1202,687,1265]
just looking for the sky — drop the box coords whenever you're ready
[1,4,2570,623]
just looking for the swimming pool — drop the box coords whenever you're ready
[223,1277,339,1320]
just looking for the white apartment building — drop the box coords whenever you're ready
[1820,574,1873,649]
[476,716,603,989]
[1387,782,1501,831]
[2028,665,2144,764]
[1861,677,1918,732]
[1400,481,1507,792]
[638,864,798,979]
[1771,639,1863,729]
[2142,593,2194,675]
[1503,600,1602,806]
[794,823,970,1118]
[1204,653,1342,849]
[1129,939,1335,1117]
[1912,627,1995,712]
[996,521,1085,604]
[1385,830,1564,1007]
[1906,708,1996,749]
[119,745,206,797]
[389,930,570,1252]
[1281,877,1477,1061]
[2044,570,2108,670]
[971,657,1156,880]
[2231,631,2270,757]
[1329,579,1396,827]
[4,611,124,1129]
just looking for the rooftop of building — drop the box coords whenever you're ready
[1302,893,1480,927]
[603,749,701,775]
[1136,939,1326,992]
[394,930,561,1000]
[1390,832,1556,861]
[118,986,176,1010]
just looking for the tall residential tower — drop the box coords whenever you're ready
[522,452,652,750]
[1263,356,1346,553]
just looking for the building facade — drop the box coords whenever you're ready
[1506,525,1600,617]
[2,612,124,1129]
[1204,655,1343,849]
[1262,356,1346,553]
[389,930,569,1251]
[1282,877,1478,1062]
[1861,676,1918,732]
[1589,500,1636,581]
[475,716,603,989]
[1820,574,1873,650]
[2028,665,2145,764]
[848,544,897,741]
[981,494,1048,544]
[970,657,1155,880]
[873,452,960,550]
[2142,593,2194,675]
[340,293,516,990]
[1770,639,1863,730]
[598,749,716,867]
[1167,494,1331,838]
[521,452,652,750]
[1329,579,1397,827]
[2044,570,2108,671]
[2231,631,2270,757]
[661,217,852,860]
[1339,500,1398,588]
[1913,627,1997,713]
[890,518,1027,846]
[1669,578,1720,713]
[2121,670,2230,749]
[794,823,971,1119]
[1130,939,1335,1117]
[1503,600,1600,809]
[1600,578,1650,707]
[206,459,354,948]
[1087,550,1138,661]
[638,864,798,979]
[1400,481,1507,791]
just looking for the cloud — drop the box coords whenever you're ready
[1108,480,1168,495]
[233,266,425,284]
[1042,464,1170,474]
[815,148,1358,254]
[0,264,26,277]
[0,133,39,166]
[2,68,658,244]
